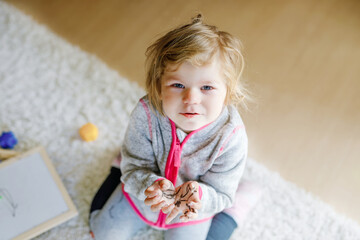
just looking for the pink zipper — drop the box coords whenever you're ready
[157,119,211,227]
[158,121,181,226]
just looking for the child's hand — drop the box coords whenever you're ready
[144,179,175,212]
[162,181,202,224]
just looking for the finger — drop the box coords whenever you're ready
[165,207,181,224]
[160,179,175,191]
[180,211,198,222]
[161,203,174,214]
[179,214,190,222]
[181,205,198,220]
[144,189,158,198]
[188,201,202,210]
[159,179,170,190]
[189,181,199,191]
[162,190,175,205]
[187,211,198,220]
[144,194,161,206]
[151,200,167,212]
[145,184,160,196]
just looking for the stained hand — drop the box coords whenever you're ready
[144,179,175,212]
[162,181,202,224]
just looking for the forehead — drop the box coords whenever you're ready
[163,60,225,84]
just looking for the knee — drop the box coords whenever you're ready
[89,211,132,240]
[206,212,237,240]
[89,211,110,240]
[89,222,113,240]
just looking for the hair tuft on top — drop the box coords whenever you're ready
[191,14,203,24]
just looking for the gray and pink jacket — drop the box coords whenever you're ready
[120,96,247,229]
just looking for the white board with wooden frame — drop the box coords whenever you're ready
[0,146,78,240]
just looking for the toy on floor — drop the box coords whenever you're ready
[0,148,19,161]
[79,123,99,142]
[0,131,18,149]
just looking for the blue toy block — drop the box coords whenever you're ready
[0,131,18,149]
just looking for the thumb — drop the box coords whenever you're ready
[160,179,174,191]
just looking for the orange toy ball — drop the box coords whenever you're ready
[79,123,99,142]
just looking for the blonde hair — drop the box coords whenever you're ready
[145,14,250,115]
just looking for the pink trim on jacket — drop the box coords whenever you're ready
[216,125,244,157]
[140,99,153,139]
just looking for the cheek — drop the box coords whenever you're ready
[162,88,181,102]
[217,88,228,106]
[205,92,226,114]
[210,91,226,104]
[161,92,172,103]
[161,92,177,111]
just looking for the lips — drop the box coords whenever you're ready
[180,113,199,118]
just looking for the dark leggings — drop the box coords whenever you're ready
[90,167,237,240]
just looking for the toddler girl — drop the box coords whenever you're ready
[89,14,251,240]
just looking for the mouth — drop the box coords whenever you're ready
[180,113,199,119]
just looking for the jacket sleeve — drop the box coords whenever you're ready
[198,126,248,215]
[120,100,161,201]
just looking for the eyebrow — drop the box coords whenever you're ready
[163,75,219,86]
[200,80,217,85]
[162,71,219,85]
[162,74,181,82]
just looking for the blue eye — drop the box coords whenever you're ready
[172,83,185,88]
[201,85,213,90]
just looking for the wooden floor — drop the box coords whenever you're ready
[6,0,360,223]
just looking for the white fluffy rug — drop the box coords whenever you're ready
[1,2,360,239]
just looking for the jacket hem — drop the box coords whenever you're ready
[122,184,213,229]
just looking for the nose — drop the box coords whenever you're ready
[183,88,200,104]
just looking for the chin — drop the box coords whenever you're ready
[181,123,205,133]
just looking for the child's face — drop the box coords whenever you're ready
[160,59,227,133]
